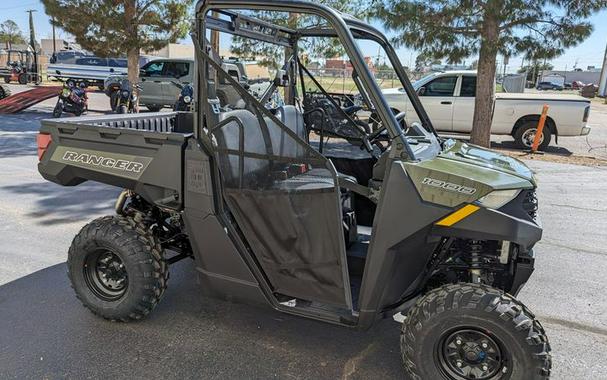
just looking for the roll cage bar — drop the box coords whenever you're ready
[195,0,441,160]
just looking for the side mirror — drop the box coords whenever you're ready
[417,86,426,96]
[139,69,146,77]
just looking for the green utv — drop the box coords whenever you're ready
[37,1,551,378]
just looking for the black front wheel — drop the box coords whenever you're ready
[401,284,551,379]
[0,84,10,99]
[52,101,63,118]
[68,216,169,321]
[109,90,120,112]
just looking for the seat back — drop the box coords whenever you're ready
[265,105,307,159]
[213,109,271,187]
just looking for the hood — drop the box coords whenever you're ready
[439,140,535,186]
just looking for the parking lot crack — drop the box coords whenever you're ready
[540,240,607,257]
[341,342,377,380]
[540,316,607,338]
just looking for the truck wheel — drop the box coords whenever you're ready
[401,284,551,380]
[67,215,169,321]
[514,121,551,151]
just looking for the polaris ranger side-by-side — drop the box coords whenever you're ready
[37,1,551,378]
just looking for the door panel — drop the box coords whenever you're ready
[209,107,352,308]
[452,75,476,132]
[418,75,457,131]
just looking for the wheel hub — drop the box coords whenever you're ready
[84,249,128,301]
[521,128,544,147]
[96,253,127,290]
[439,329,503,379]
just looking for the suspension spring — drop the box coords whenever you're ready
[468,240,483,283]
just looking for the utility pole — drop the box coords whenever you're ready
[52,16,57,56]
[27,9,38,82]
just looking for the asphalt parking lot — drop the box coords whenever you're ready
[1,83,606,379]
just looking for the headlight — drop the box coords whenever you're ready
[183,95,191,103]
[477,189,520,209]
[122,90,130,97]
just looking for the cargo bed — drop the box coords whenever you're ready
[38,112,194,210]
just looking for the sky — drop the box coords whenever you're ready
[1,0,606,73]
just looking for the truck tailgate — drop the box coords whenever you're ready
[38,112,193,211]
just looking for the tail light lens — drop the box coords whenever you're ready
[583,106,590,123]
[37,132,52,161]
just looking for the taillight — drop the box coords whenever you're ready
[37,132,52,161]
[583,106,590,123]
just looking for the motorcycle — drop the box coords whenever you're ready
[53,80,88,118]
[172,82,194,111]
[111,79,139,114]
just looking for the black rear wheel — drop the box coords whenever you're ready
[18,73,28,85]
[68,215,169,321]
[401,284,551,380]
[513,121,551,151]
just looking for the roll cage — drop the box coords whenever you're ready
[194,0,440,161]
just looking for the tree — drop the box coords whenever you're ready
[41,0,192,84]
[373,0,606,147]
[414,53,440,72]
[0,20,26,49]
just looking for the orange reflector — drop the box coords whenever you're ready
[435,204,480,227]
[37,133,52,161]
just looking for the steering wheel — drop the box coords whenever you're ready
[367,111,407,145]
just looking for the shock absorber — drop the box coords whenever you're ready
[468,240,483,283]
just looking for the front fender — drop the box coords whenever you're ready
[432,206,542,252]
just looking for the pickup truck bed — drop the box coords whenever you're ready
[38,112,194,211]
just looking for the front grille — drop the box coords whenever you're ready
[522,190,538,220]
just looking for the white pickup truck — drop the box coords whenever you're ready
[383,70,591,149]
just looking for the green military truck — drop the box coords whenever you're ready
[37,1,551,379]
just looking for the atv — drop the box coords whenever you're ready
[37,1,551,378]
